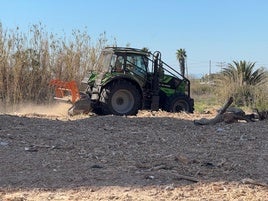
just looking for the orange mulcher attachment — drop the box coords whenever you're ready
[49,79,80,103]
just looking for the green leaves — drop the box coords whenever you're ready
[176,48,187,77]
[218,60,268,107]
[222,60,267,86]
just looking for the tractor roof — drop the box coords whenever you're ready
[104,47,149,56]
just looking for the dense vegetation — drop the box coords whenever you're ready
[0,23,112,106]
[192,61,268,111]
[1,23,267,111]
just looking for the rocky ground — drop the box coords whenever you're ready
[0,103,267,200]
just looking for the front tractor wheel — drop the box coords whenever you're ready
[165,95,193,113]
[100,81,141,115]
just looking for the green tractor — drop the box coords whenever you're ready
[67,47,194,115]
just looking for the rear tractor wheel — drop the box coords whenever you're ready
[100,81,141,115]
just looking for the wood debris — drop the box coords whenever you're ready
[194,97,267,125]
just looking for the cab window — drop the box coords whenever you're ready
[111,55,124,72]
[126,54,147,76]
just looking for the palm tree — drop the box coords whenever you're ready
[218,60,267,106]
[221,60,267,86]
[176,49,187,77]
[141,47,151,56]
[141,47,149,53]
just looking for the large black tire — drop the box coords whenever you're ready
[164,95,193,113]
[100,80,141,115]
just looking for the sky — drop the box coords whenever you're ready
[1,0,268,77]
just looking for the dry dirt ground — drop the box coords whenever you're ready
[0,103,267,201]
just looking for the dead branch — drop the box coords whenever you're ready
[194,97,267,125]
[173,173,199,183]
[218,97,234,115]
[194,97,233,125]
[255,109,268,120]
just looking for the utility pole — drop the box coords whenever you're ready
[208,60,211,82]
[209,60,211,75]
[216,61,226,71]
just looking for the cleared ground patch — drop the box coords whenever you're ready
[0,105,267,200]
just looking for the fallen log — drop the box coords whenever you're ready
[174,173,199,183]
[194,97,261,125]
[194,97,233,125]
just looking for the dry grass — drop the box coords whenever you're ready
[0,23,111,105]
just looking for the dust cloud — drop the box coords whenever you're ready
[0,102,71,117]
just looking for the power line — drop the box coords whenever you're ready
[216,61,226,71]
